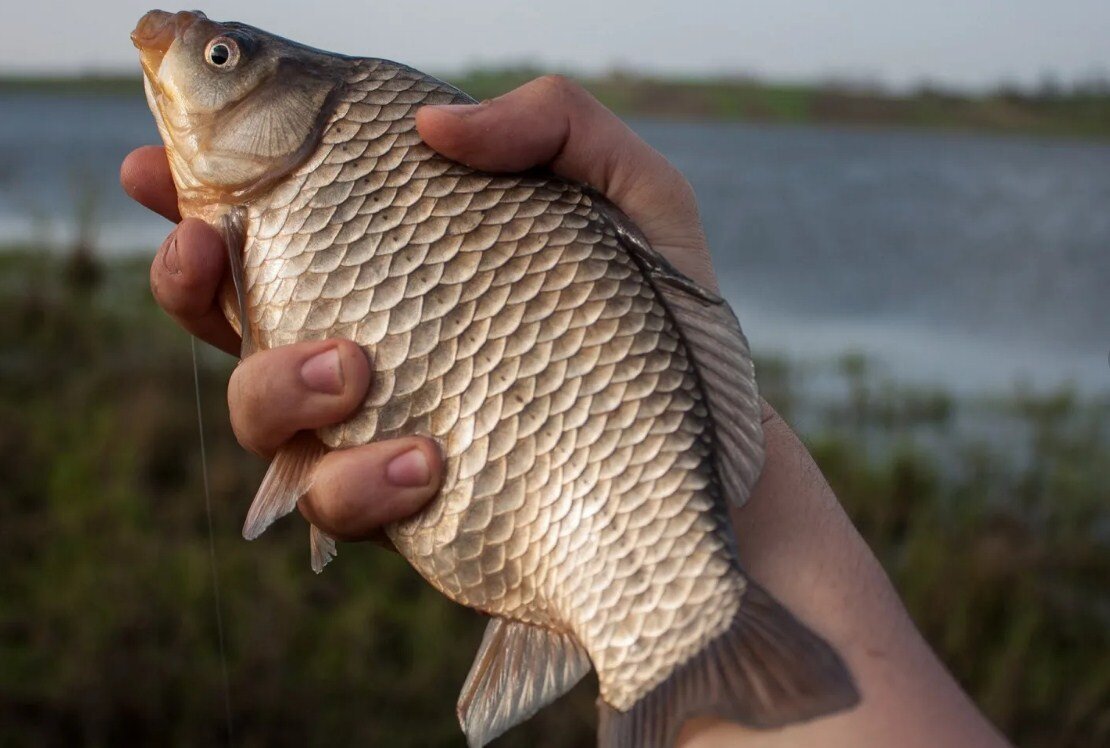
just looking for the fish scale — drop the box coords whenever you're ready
[243,59,742,708]
[134,11,857,746]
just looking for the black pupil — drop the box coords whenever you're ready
[210,43,230,65]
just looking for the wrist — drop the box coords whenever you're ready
[721,401,1011,748]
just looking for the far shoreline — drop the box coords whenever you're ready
[2,69,1108,141]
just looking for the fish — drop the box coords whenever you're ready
[131,10,859,746]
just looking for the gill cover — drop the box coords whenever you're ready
[133,10,343,199]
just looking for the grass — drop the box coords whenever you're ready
[0,250,1106,746]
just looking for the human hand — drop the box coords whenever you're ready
[123,75,1008,747]
[423,78,1008,748]
[120,152,443,541]
[416,75,719,292]
[117,73,716,546]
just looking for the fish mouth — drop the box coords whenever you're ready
[131,9,206,85]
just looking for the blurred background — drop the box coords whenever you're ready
[1,1,1107,746]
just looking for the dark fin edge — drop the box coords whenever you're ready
[597,582,859,748]
[458,618,591,748]
[589,194,765,508]
[661,289,764,507]
[242,431,325,540]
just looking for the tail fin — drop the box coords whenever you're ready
[597,581,858,747]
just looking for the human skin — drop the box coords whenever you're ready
[121,75,1011,747]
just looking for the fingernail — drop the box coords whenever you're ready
[301,347,344,394]
[160,230,179,275]
[386,448,430,488]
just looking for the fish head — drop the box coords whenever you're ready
[132,9,343,209]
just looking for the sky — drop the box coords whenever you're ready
[3,0,1109,91]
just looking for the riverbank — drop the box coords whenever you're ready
[3,70,1108,140]
[1,249,1106,746]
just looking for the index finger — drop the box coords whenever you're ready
[120,145,181,222]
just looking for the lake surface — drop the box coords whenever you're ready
[1,92,1107,395]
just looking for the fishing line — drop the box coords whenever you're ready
[191,335,234,745]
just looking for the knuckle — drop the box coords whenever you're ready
[151,259,211,320]
[534,74,583,104]
[227,362,273,453]
[671,170,697,201]
[676,174,699,206]
[226,368,252,444]
[307,473,366,540]
[148,263,161,299]
[329,489,364,532]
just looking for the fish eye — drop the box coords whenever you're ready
[205,37,240,69]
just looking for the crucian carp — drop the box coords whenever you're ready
[132,10,858,746]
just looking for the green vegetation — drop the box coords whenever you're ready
[0,249,1107,746]
[3,70,1109,139]
[465,69,1110,139]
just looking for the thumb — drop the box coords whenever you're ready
[416,74,675,197]
[415,75,711,286]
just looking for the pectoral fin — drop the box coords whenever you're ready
[457,618,592,748]
[215,208,257,359]
[243,431,325,540]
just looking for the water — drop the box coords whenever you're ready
[0,92,165,249]
[1,92,1107,395]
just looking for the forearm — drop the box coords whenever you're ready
[678,403,1011,747]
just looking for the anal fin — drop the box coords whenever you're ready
[458,618,592,748]
[597,581,859,748]
[242,431,325,540]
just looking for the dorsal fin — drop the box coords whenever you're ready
[457,618,591,748]
[592,194,764,506]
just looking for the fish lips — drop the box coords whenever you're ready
[131,9,206,83]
